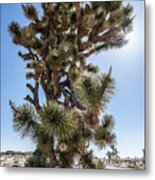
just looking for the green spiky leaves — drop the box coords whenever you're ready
[95,115,116,149]
[39,101,76,140]
[22,4,38,21]
[11,103,39,138]
[8,21,21,36]
[47,38,77,70]
[9,22,42,48]
[109,3,133,28]
[77,67,115,116]
[8,21,22,44]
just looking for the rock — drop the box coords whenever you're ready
[0,151,33,167]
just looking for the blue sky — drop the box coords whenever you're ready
[0,1,144,158]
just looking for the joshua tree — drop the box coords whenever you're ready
[106,145,119,164]
[9,2,133,168]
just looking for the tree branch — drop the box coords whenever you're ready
[24,95,34,105]
[25,82,40,111]
[26,83,35,93]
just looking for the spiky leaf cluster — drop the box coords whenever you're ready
[12,103,39,138]
[76,67,115,116]
[95,115,116,149]
[39,101,76,140]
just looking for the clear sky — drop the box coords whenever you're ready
[0,1,145,158]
